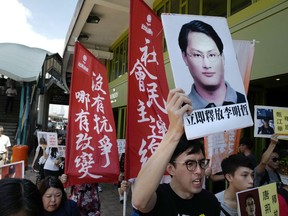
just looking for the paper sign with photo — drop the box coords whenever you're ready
[254,105,288,139]
[0,160,25,179]
[161,14,253,140]
[37,131,58,147]
[236,183,279,216]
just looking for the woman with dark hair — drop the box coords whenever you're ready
[0,178,43,216]
[39,176,80,216]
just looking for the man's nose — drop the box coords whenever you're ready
[249,175,254,185]
[194,162,202,174]
[202,56,211,67]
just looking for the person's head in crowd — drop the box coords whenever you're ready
[262,142,280,172]
[57,134,63,145]
[38,176,67,213]
[267,150,280,172]
[245,194,256,216]
[0,178,43,216]
[0,125,4,135]
[239,137,254,153]
[168,135,209,194]
[221,154,254,191]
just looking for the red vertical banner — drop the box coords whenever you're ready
[65,42,119,186]
[125,0,169,180]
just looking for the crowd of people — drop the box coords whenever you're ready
[0,88,288,215]
[0,80,287,215]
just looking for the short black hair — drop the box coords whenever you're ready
[178,20,223,54]
[240,137,253,150]
[221,154,254,176]
[169,134,205,163]
[0,178,43,216]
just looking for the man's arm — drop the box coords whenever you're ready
[132,88,192,213]
[255,134,279,174]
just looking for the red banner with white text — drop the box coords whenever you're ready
[65,42,119,186]
[125,0,170,180]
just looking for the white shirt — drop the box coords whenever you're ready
[44,147,60,171]
[0,134,11,153]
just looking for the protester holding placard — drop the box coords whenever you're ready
[43,144,61,178]
[132,88,220,215]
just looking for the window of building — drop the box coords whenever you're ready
[115,107,126,139]
[202,0,227,17]
[231,0,252,15]
[108,0,254,82]
[109,37,128,82]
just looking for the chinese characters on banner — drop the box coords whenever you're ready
[65,42,119,186]
[254,105,288,139]
[161,14,253,140]
[237,183,279,216]
[125,0,169,180]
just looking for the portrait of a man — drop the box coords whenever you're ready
[161,14,252,139]
[178,20,246,110]
[245,194,256,216]
[237,188,261,216]
[254,106,276,138]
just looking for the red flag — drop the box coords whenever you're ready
[125,0,169,179]
[65,42,119,186]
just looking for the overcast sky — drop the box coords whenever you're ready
[0,0,77,56]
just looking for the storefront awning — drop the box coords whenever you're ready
[0,43,50,82]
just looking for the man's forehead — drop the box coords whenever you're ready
[183,149,204,157]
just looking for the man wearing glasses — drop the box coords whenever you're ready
[132,88,220,215]
[254,134,283,187]
[178,20,246,110]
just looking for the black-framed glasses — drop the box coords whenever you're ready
[186,51,221,63]
[272,157,279,162]
[173,159,210,172]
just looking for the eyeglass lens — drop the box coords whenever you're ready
[186,159,209,171]
[187,52,220,63]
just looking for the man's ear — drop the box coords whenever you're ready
[182,52,189,66]
[167,163,176,176]
[225,173,233,182]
